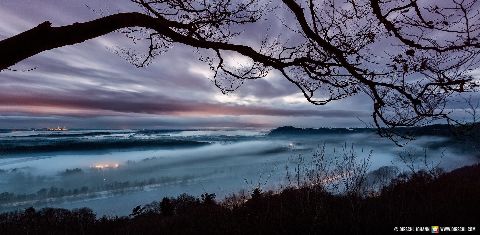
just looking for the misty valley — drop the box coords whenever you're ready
[0,127,477,216]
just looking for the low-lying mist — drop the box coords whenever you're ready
[0,130,478,216]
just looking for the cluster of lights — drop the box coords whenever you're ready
[47,126,68,131]
[93,163,119,169]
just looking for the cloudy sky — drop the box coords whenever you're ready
[0,0,381,129]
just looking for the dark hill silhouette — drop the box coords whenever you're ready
[268,126,371,136]
[268,123,478,137]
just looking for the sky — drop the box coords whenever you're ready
[0,0,426,129]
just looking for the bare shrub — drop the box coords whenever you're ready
[398,148,445,178]
[285,143,372,197]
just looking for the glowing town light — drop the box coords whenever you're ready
[92,163,120,169]
[288,143,295,149]
[47,126,68,131]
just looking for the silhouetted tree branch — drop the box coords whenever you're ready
[1,0,479,138]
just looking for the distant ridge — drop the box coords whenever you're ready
[267,126,371,136]
[267,124,477,137]
[0,139,209,155]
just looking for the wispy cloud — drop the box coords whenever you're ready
[0,0,371,128]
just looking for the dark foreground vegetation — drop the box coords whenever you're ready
[1,164,479,234]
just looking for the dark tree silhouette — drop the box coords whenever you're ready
[1,0,479,135]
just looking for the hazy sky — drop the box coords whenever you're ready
[0,0,407,129]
